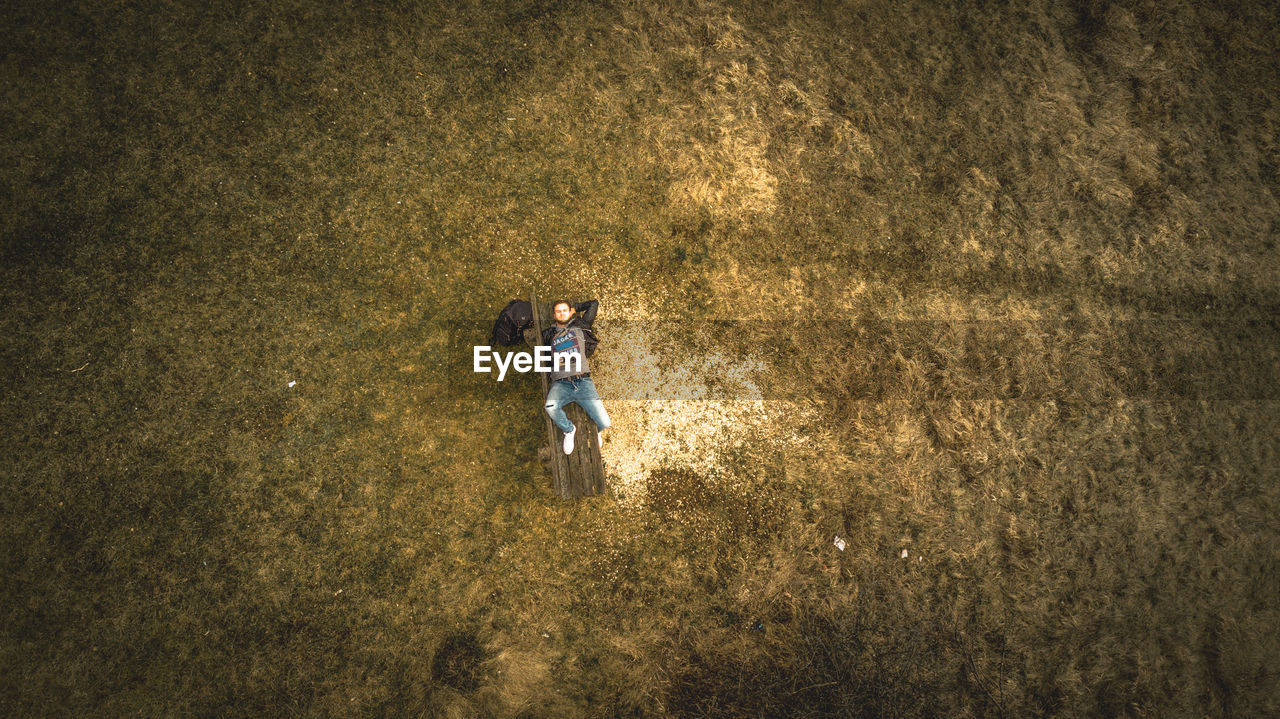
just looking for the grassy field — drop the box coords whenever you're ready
[3,0,1278,715]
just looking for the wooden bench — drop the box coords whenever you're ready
[527,291,607,499]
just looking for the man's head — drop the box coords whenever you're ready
[552,300,576,326]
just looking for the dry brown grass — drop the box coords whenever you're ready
[2,0,1277,716]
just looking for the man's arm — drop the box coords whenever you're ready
[575,299,599,329]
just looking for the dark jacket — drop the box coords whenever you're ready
[538,299,599,358]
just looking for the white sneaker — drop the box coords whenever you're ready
[562,426,576,455]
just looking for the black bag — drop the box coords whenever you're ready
[488,299,533,346]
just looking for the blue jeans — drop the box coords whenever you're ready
[544,376,611,434]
